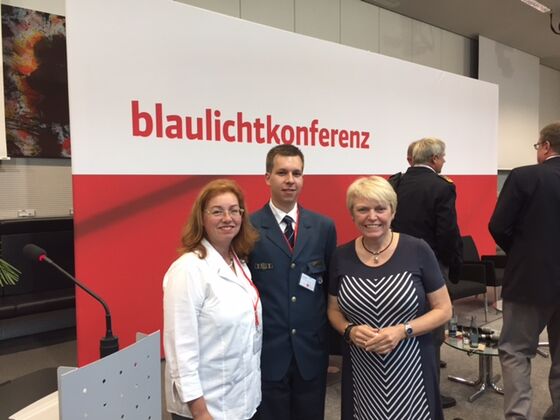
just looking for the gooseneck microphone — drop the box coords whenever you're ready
[23,243,119,358]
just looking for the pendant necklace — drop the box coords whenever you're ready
[362,231,394,263]
[225,249,235,270]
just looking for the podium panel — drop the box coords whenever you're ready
[58,331,161,420]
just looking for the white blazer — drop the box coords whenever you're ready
[163,238,262,419]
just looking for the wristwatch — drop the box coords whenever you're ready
[404,323,414,338]
[343,323,356,343]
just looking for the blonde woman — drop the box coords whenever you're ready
[328,176,452,420]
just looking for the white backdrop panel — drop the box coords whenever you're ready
[66,0,498,176]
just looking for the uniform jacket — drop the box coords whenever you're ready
[389,166,462,277]
[489,156,560,305]
[163,238,262,419]
[249,204,337,381]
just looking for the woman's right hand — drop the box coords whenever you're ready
[349,324,379,349]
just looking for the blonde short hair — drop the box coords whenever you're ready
[346,176,397,214]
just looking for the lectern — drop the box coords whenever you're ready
[9,331,161,420]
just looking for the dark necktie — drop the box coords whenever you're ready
[282,215,295,248]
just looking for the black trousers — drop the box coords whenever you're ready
[254,356,327,420]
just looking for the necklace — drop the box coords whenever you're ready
[222,248,234,269]
[361,231,394,263]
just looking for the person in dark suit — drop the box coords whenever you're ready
[386,139,418,188]
[249,145,337,420]
[489,122,560,419]
[388,137,462,409]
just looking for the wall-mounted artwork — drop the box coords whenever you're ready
[2,5,70,158]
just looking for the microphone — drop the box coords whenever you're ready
[23,243,119,358]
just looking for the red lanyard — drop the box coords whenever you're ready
[232,253,260,327]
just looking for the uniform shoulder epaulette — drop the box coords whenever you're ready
[438,174,454,183]
[388,172,403,189]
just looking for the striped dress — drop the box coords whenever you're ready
[329,234,444,420]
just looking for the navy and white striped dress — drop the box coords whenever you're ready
[329,234,445,420]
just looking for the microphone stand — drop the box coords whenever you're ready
[39,254,119,358]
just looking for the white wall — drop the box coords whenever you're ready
[1,0,63,14]
[178,0,474,78]
[479,36,540,170]
[540,65,560,129]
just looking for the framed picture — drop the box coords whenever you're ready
[2,5,70,158]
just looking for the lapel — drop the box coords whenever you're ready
[202,238,246,289]
[292,207,311,260]
[259,204,293,258]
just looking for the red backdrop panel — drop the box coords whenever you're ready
[72,174,496,365]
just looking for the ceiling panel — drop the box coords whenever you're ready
[362,0,560,70]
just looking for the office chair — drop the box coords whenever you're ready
[446,236,489,322]
[462,235,506,307]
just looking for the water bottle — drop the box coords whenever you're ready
[462,326,469,346]
[469,315,479,348]
[449,309,458,338]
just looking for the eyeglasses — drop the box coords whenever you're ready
[533,141,547,150]
[205,208,245,218]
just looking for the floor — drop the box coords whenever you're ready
[0,297,553,420]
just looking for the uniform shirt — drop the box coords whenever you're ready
[163,238,262,419]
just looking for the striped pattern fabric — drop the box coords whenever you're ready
[282,215,295,248]
[338,271,430,420]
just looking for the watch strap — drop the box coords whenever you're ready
[343,323,355,343]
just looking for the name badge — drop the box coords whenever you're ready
[254,263,273,270]
[299,273,316,292]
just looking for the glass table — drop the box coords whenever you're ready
[444,334,504,402]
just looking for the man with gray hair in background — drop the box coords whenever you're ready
[389,137,462,409]
[387,140,418,188]
[489,122,560,419]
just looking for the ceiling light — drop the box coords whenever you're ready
[520,0,551,13]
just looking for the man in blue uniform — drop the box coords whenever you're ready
[250,145,337,420]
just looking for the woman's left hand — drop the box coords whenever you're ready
[364,325,406,355]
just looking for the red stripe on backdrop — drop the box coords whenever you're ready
[72,174,496,365]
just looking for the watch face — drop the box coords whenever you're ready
[406,325,413,337]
